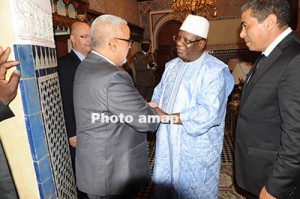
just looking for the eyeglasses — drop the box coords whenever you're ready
[79,34,90,39]
[173,35,205,45]
[115,38,134,47]
[72,34,90,39]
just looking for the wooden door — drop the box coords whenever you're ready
[55,35,70,58]
[155,20,181,84]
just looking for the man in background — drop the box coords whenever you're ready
[134,39,157,101]
[231,59,252,85]
[151,15,234,198]
[0,46,20,198]
[73,15,159,199]
[235,0,300,198]
[58,21,91,199]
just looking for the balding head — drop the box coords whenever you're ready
[90,14,131,66]
[90,15,127,49]
[70,22,91,57]
[71,22,89,35]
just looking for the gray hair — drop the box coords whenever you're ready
[241,0,290,28]
[90,14,128,48]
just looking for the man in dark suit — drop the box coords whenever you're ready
[58,22,91,166]
[235,0,300,198]
[0,46,20,199]
[58,21,91,199]
[73,15,159,198]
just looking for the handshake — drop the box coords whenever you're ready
[148,102,181,124]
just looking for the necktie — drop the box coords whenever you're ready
[246,54,266,84]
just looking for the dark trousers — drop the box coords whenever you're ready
[0,142,18,199]
[70,146,88,199]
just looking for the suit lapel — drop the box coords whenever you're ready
[239,32,296,109]
[69,50,81,66]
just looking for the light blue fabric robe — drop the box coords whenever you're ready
[151,52,234,199]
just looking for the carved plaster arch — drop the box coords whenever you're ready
[150,10,175,52]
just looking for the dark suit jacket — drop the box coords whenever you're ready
[58,50,81,138]
[73,52,159,196]
[0,102,18,199]
[0,102,14,122]
[235,32,300,198]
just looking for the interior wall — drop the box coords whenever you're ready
[89,0,140,26]
[208,18,245,48]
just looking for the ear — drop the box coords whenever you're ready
[109,38,117,53]
[70,34,76,43]
[265,14,277,30]
[197,40,206,51]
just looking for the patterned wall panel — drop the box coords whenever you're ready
[139,1,172,39]
[14,44,76,199]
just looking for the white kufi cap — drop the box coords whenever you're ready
[179,14,210,39]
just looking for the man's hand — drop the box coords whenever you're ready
[148,102,182,124]
[154,106,167,117]
[259,186,276,199]
[0,46,20,105]
[148,102,158,108]
[69,136,77,148]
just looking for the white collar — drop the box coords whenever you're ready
[263,27,292,57]
[91,50,115,65]
[72,49,85,61]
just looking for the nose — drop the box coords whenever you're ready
[240,28,246,39]
[174,38,184,47]
[176,39,182,45]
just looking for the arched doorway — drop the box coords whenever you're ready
[155,20,181,84]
